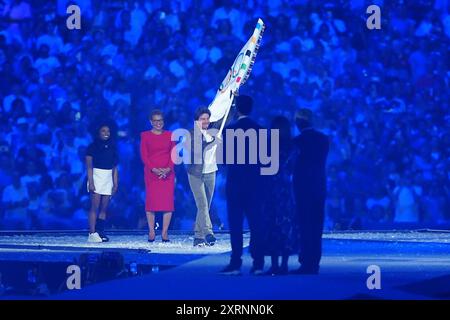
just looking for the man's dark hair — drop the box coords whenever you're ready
[194,107,211,121]
[149,109,164,120]
[235,95,253,116]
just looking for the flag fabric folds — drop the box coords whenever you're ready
[208,19,265,129]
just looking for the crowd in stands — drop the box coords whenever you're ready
[0,0,448,230]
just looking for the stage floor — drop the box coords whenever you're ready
[0,230,449,299]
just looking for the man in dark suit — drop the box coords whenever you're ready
[219,95,265,275]
[292,108,329,274]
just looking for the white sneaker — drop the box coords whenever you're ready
[88,232,103,243]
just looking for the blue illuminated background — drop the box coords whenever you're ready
[0,0,448,231]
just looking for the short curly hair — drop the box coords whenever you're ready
[194,107,211,121]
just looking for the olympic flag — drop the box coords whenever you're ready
[208,19,265,134]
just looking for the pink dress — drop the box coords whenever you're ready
[140,130,176,212]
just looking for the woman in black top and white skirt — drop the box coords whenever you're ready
[85,124,119,242]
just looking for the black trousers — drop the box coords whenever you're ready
[295,188,325,272]
[226,185,265,269]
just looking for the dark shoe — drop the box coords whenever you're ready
[205,234,216,246]
[98,232,109,242]
[263,267,279,276]
[289,267,319,275]
[96,218,108,242]
[193,238,206,247]
[219,264,242,276]
[161,232,170,242]
[148,238,155,243]
[249,267,264,276]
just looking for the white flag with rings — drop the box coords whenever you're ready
[208,18,265,134]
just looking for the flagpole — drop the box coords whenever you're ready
[217,89,237,137]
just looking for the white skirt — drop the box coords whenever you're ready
[87,168,113,195]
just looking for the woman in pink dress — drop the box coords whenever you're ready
[140,110,176,242]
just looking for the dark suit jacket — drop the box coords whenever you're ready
[223,116,265,194]
[293,128,329,195]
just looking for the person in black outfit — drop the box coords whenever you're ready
[85,124,119,243]
[219,95,265,275]
[292,108,329,274]
[262,116,298,275]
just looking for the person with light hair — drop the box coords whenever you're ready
[140,109,176,243]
